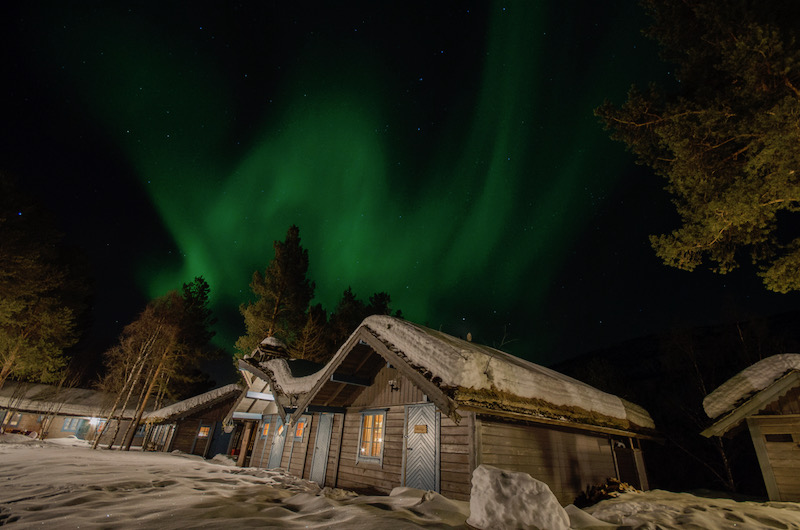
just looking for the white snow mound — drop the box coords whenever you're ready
[467,464,569,530]
[703,353,800,419]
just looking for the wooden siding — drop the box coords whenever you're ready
[351,364,425,408]
[250,414,278,469]
[748,415,800,501]
[327,413,345,486]
[478,419,617,505]
[172,419,202,454]
[763,386,800,415]
[335,406,406,493]
[439,411,473,500]
[286,415,312,477]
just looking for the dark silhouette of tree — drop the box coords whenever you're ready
[0,173,88,389]
[236,225,315,357]
[596,0,800,292]
[96,277,218,450]
[324,288,399,357]
[289,303,328,362]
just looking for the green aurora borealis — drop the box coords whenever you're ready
[8,2,795,366]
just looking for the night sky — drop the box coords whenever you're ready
[3,2,799,373]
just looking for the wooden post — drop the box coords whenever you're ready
[237,421,255,468]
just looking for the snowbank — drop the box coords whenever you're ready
[585,489,800,529]
[703,354,800,419]
[3,435,800,528]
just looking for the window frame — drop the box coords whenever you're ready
[356,409,387,465]
[260,417,272,439]
[293,416,309,442]
[62,417,81,432]
[7,412,22,427]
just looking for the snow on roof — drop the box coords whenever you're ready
[362,316,654,430]
[145,384,241,423]
[261,336,287,349]
[703,354,800,419]
[261,359,321,395]
[0,382,135,418]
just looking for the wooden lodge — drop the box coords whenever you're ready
[142,384,242,458]
[702,354,800,501]
[0,381,142,445]
[233,316,655,504]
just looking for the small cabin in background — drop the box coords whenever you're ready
[702,354,800,501]
[142,384,241,458]
[233,316,655,504]
[0,381,141,444]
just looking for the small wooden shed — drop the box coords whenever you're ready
[143,384,242,458]
[702,354,800,501]
[235,316,655,504]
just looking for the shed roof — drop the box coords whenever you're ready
[255,316,655,434]
[702,354,800,437]
[0,382,136,418]
[145,384,242,424]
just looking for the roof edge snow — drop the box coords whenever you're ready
[145,384,242,423]
[703,354,800,419]
[290,315,655,433]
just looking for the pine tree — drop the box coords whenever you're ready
[596,0,800,292]
[0,174,87,389]
[289,304,329,362]
[325,288,398,356]
[236,225,315,357]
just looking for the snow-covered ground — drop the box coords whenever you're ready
[2,433,800,529]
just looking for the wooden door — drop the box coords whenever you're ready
[309,413,334,485]
[268,416,287,469]
[404,403,438,491]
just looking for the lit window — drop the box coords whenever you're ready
[294,417,308,441]
[357,410,386,464]
[7,413,22,427]
[261,421,271,438]
[97,420,107,433]
[197,426,210,438]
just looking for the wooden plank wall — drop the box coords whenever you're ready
[249,414,278,469]
[478,420,616,505]
[439,411,473,500]
[285,415,312,477]
[764,387,800,415]
[172,418,201,453]
[335,405,406,493]
[749,415,800,501]
[351,364,424,408]
[325,413,345,486]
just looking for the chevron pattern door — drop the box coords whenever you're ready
[405,403,438,491]
[309,413,334,485]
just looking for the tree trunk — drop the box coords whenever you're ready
[100,327,161,449]
[122,352,167,451]
[0,342,21,391]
